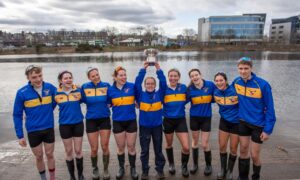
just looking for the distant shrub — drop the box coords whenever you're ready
[76,44,103,52]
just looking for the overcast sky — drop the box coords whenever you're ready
[0,0,299,37]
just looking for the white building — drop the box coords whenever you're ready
[269,15,300,44]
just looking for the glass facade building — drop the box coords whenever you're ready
[198,14,266,43]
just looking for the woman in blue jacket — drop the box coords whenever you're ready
[214,72,239,180]
[81,67,111,180]
[187,68,215,176]
[55,71,85,180]
[108,66,138,180]
[135,62,166,179]
[163,68,190,177]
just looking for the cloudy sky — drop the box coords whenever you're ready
[0,0,299,37]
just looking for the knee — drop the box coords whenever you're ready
[127,145,136,154]
[201,142,210,151]
[251,153,260,164]
[182,145,190,154]
[75,149,82,157]
[219,144,227,153]
[35,154,44,161]
[101,144,109,154]
[240,144,248,153]
[45,151,54,160]
[91,146,98,156]
[230,147,238,155]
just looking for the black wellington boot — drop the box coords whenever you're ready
[91,156,100,180]
[217,153,227,179]
[129,153,138,180]
[237,158,250,180]
[225,154,237,180]
[190,148,199,175]
[76,157,85,180]
[66,159,76,180]
[166,148,176,175]
[181,152,190,178]
[116,154,125,180]
[204,151,212,176]
[252,164,261,180]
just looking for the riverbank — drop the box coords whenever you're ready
[1,117,300,180]
[1,44,300,55]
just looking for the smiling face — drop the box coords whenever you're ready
[189,70,202,86]
[114,69,127,86]
[88,69,101,84]
[238,64,252,80]
[60,72,73,89]
[214,75,227,90]
[27,71,43,88]
[144,77,156,92]
[168,70,180,87]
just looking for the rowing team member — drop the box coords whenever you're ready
[13,57,276,180]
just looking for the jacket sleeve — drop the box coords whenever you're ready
[51,85,57,109]
[13,91,25,139]
[80,85,87,104]
[262,83,276,135]
[134,68,146,102]
[157,69,167,99]
[105,83,111,105]
[211,83,216,103]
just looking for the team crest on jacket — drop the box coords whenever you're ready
[71,93,79,99]
[203,87,208,93]
[100,88,107,94]
[124,88,130,93]
[43,89,50,96]
[249,90,256,96]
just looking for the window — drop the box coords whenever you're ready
[272,26,276,29]
[279,31,283,34]
[279,26,284,29]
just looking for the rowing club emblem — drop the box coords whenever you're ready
[43,89,50,96]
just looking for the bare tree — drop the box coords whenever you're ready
[104,26,119,45]
[182,28,196,45]
[144,25,159,46]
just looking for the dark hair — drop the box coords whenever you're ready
[58,70,73,87]
[214,72,229,87]
[214,72,227,82]
[168,68,181,77]
[25,65,42,76]
[188,68,202,88]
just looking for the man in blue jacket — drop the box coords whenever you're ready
[13,65,57,180]
[233,57,276,180]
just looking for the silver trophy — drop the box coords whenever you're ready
[144,48,158,66]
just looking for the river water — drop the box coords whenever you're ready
[0,51,300,143]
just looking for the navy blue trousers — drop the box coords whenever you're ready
[139,125,166,173]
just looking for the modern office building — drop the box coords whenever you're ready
[269,15,300,44]
[198,14,266,44]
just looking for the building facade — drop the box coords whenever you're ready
[269,15,300,44]
[198,14,266,44]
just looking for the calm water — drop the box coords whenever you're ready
[1,51,300,143]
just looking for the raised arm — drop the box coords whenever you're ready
[155,62,167,98]
[134,62,148,99]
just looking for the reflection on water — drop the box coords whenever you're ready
[0,51,300,142]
